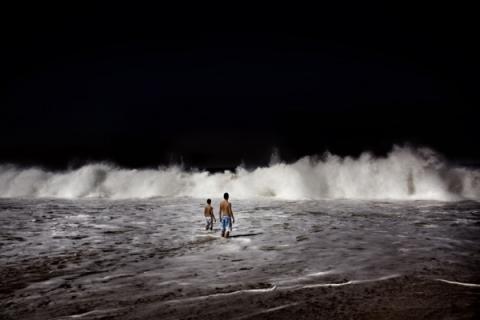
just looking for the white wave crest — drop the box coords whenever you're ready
[0,146,479,200]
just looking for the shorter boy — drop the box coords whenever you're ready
[204,199,216,230]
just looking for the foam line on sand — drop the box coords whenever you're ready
[296,274,401,290]
[160,285,278,305]
[436,279,480,288]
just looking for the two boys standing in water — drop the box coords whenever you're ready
[203,193,235,238]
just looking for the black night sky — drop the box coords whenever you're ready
[1,8,478,170]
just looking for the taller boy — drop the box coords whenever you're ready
[219,193,235,238]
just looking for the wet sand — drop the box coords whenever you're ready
[1,264,479,319]
[133,276,479,320]
[1,198,479,319]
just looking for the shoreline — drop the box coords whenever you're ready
[2,273,479,319]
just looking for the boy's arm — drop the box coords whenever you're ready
[211,207,216,221]
[218,204,222,221]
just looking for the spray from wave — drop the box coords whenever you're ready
[0,146,479,200]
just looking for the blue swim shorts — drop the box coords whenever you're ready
[221,216,232,232]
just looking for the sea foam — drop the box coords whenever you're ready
[0,146,479,200]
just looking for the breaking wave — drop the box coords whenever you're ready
[0,146,479,200]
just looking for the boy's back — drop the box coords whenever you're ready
[219,200,232,217]
[204,204,213,217]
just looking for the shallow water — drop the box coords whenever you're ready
[1,198,479,319]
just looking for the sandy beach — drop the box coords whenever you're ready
[1,198,479,319]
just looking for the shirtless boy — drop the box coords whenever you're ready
[218,192,235,238]
[204,199,216,230]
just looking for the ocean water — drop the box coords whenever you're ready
[1,197,479,319]
[1,146,480,318]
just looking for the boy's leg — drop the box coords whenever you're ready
[225,217,231,238]
[226,218,232,237]
[221,217,225,237]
